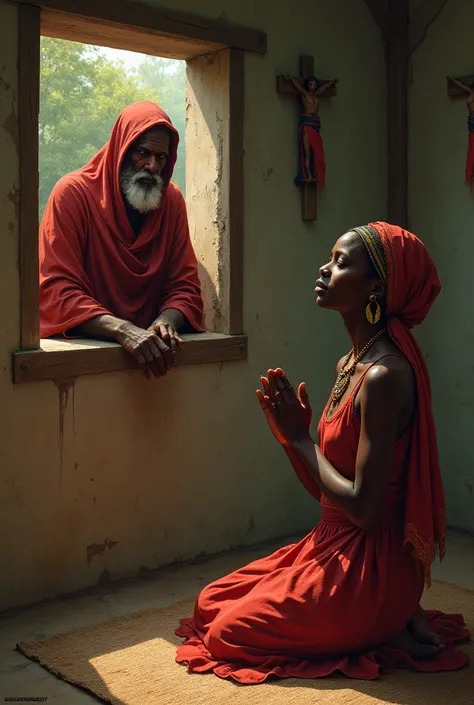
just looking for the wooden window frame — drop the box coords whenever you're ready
[11,0,267,383]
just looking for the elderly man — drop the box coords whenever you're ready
[39,102,203,378]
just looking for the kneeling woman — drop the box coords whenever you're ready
[175,222,469,683]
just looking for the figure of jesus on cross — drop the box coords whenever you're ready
[283,74,338,187]
[277,56,338,221]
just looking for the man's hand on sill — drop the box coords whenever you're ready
[148,308,185,356]
[117,322,174,379]
[74,312,188,380]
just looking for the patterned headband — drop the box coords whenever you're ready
[352,225,387,283]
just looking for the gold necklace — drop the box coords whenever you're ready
[331,328,387,403]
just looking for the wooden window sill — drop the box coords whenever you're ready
[12,332,247,383]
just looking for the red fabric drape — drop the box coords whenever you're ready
[39,102,203,336]
[369,221,445,583]
[299,123,326,188]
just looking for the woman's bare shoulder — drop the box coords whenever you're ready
[362,356,415,414]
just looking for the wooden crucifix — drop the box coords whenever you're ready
[277,55,338,221]
[447,75,474,187]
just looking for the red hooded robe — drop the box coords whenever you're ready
[39,102,203,337]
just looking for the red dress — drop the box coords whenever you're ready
[175,359,469,683]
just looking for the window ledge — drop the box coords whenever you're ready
[12,332,247,383]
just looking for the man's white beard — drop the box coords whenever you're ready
[120,166,164,213]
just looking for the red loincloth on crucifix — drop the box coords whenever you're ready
[295,114,326,188]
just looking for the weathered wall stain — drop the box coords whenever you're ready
[87,540,119,564]
[7,186,19,219]
[0,75,14,95]
[0,72,18,155]
[97,569,111,586]
[54,378,76,477]
[71,383,76,435]
[262,167,274,182]
[246,514,256,536]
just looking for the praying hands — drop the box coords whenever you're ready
[256,368,312,445]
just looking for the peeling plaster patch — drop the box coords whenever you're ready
[214,110,224,188]
[213,109,227,329]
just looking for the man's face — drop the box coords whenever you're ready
[120,128,171,213]
[129,129,170,177]
[308,80,317,92]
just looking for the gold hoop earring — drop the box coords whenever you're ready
[366,295,381,324]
